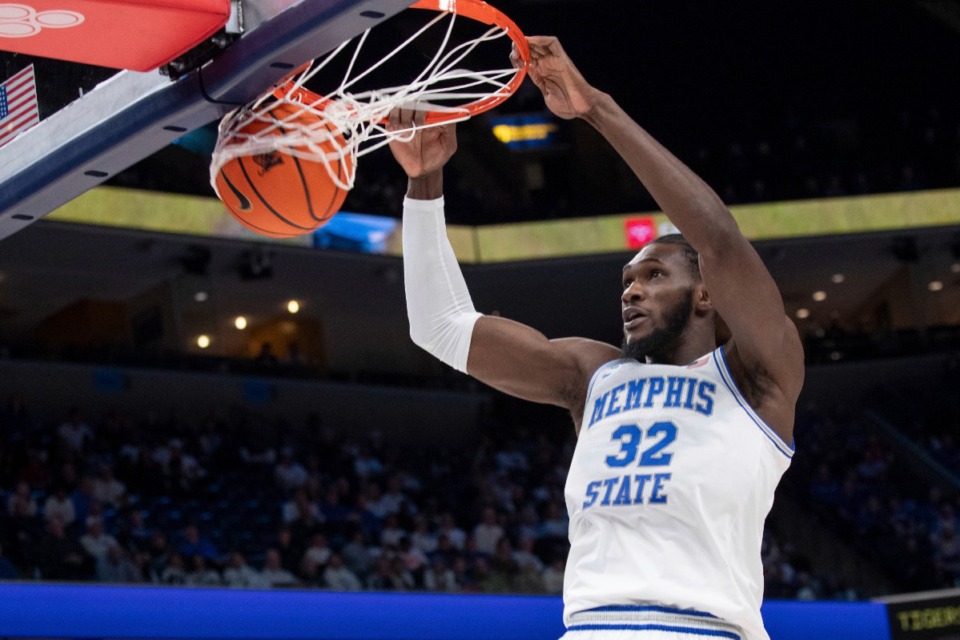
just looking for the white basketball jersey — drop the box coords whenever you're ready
[563,346,793,640]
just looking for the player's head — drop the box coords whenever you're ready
[620,234,712,362]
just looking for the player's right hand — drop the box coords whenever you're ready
[387,108,457,179]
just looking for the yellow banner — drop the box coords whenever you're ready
[46,186,960,264]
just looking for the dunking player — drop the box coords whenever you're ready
[388,36,804,640]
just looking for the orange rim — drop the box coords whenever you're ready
[274,0,528,124]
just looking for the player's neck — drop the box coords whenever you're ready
[645,329,717,366]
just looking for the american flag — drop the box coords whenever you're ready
[0,65,40,148]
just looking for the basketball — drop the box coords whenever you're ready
[213,102,352,238]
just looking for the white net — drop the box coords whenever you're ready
[209,5,525,195]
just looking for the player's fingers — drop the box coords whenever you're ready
[412,107,427,128]
[526,35,557,57]
[388,107,412,130]
[510,43,525,70]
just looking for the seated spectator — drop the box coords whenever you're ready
[515,503,541,541]
[380,514,405,548]
[160,552,188,585]
[489,538,519,585]
[932,522,960,578]
[378,474,413,516]
[322,553,362,591]
[0,543,19,580]
[70,477,97,529]
[97,545,142,583]
[537,502,568,539]
[472,507,504,556]
[1,393,37,446]
[260,548,299,588]
[57,406,94,455]
[186,555,222,586]
[340,530,373,579]
[39,517,91,580]
[80,518,119,564]
[429,533,458,566]
[512,536,544,573]
[366,555,407,591]
[350,494,384,542]
[119,510,153,552]
[275,449,308,493]
[450,556,472,592]
[282,489,323,529]
[409,514,437,555]
[166,440,207,494]
[301,533,333,578]
[273,527,302,574]
[353,446,384,481]
[436,512,466,550]
[145,532,171,582]
[19,448,53,491]
[178,525,219,563]
[398,536,428,586]
[223,551,261,588]
[239,438,277,467]
[541,558,565,594]
[7,481,37,519]
[423,557,458,592]
[92,464,127,508]
[318,485,352,535]
[43,484,76,528]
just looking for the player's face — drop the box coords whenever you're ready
[620,244,697,360]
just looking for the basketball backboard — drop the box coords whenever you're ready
[0,0,416,241]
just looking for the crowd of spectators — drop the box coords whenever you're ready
[788,404,960,592]
[2,391,851,600]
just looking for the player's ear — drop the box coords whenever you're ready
[694,283,713,315]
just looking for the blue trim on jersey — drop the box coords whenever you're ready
[566,624,740,639]
[586,606,717,619]
[584,359,627,419]
[712,347,794,458]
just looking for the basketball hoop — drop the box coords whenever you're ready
[210,0,528,201]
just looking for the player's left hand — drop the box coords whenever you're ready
[514,36,601,120]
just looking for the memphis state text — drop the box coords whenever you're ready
[582,375,717,510]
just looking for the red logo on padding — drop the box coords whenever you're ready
[624,218,656,249]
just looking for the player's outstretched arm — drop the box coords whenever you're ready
[520,36,803,441]
[388,111,618,428]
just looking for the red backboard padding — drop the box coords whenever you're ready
[0,0,231,71]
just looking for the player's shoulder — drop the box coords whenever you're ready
[550,338,620,426]
[550,337,621,370]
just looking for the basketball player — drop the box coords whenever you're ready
[388,36,804,640]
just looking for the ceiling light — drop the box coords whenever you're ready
[795,308,810,319]
[234,316,248,330]
[287,300,300,314]
[831,273,845,284]
[197,335,211,349]
[928,280,944,292]
[194,291,209,302]
[812,291,827,302]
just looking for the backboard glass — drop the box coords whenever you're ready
[0,0,416,241]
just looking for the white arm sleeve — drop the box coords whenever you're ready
[402,196,482,373]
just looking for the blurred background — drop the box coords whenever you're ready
[0,0,959,612]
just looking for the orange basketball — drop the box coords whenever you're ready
[214,103,352,238]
